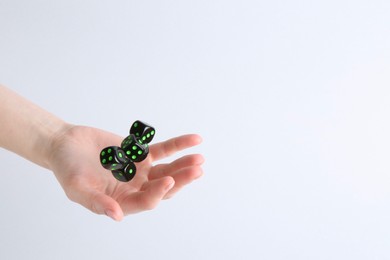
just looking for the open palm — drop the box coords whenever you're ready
[48,125,204,221]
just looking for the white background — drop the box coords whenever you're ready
[1,0,390,259]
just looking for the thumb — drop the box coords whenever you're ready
[88,191,124,221]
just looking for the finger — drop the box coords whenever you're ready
[149,154,204,180]
[120,176,175,214]
[163,166,203,199]
[90,191,124,221]
[149,134,202,162]
[70,188,124,221]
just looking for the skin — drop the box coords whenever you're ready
[0,85,204,221]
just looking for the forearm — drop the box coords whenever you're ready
[0,85,70,169]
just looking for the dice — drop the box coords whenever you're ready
[112,162,137,182]
[121,134,149,162]
[130,120,156,144]
[99,120,156,182]
[100,146,129,171]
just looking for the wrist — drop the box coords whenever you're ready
[0,85,74,170]
[42,120,75,170]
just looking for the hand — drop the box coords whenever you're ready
[48,125,204,221]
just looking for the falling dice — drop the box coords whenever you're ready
[99,120,156,182]
[100,146,129,171]
[112,162,137,182]
[121,134,149,162]
[129,120,156,144]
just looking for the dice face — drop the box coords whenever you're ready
[121,134,149,162]
[112,162,136,182]
[100,146,129,170]
[130,120,156,144]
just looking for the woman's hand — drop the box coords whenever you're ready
[49,125,204,221]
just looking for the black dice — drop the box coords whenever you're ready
[130,120,156,144]
[121,134,149,162]
[100,146,129,171]
[112,163,137,182]
[99,120,156,182]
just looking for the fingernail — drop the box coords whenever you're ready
[195,169,204,179]
[195,135,203,143]
[105,210,117,221]
[165,181,175,191]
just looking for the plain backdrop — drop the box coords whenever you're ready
[1,0,390,259]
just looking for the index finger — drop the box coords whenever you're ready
[149,134,202,162]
